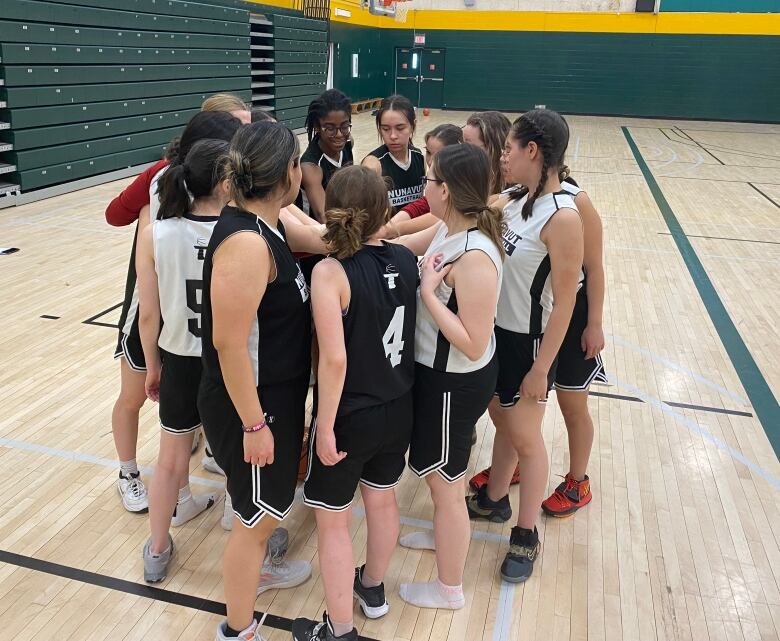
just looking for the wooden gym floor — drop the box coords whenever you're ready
[1,110,779,641]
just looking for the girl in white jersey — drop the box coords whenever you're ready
[393,143,505,610]
[136,139,228,582]
[465,110,583,583]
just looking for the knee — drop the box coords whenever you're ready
[558,397,591,426]
[115,388,146,413]
[427,476,463,506]
[511,431,544,459]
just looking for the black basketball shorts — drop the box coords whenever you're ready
[409,357,497,483]
[494,327,557,408]
[303,390,413,511]
[199,373,309,527]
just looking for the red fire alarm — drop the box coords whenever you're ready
[429,64,435,70]
[402,63,408,69]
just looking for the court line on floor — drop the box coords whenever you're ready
[657,232,780,246]
[612,376,780,492]
[607,334,749,406]
[493,580,515,641]
[748,183,780,209]
[0,549,378,641]
[623,127,780,457]
[589,390,751,418]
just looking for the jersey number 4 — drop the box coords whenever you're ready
[185,279,203,337]
[382,306,405,368]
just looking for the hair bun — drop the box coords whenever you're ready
[235,157,253,193]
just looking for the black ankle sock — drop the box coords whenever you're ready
[225,624,241,638]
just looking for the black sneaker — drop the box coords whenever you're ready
[500,526,540,583]
[465,485,512,522]
[292,612,357,641]
[353,565,389,618]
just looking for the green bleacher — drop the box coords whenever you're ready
[0,0,330,197]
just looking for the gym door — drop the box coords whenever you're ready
[394,47,446,109]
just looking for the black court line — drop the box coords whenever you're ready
[657,232,780,246]
[0,549,379,641]
[672,127,726,165]
[675,129,780,163]
[749,183,780,209]
[40,315,60,320]
[589,391,753,418]
[82,302,122,329]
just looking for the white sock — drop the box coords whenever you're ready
[399,530,436,550]
[171,491,216,526]
[119,459,138,477]
[178,485,192,503]
[399,579,465,610]
[360,568,381,588]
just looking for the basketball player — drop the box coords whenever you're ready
[465,110,583,583]
[201,92,252,124]
[390,143,505,610]
[298,89,354,222]
[136,139,227,582]
[362,95,425,213]
[108,111,242,514]
[469,169,607,517]
[198,122,321,641]
[462,111,512,195]
[379,123,463,239]
[292,165,417,641]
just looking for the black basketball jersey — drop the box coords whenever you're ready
[201,206,312,388]
[296,137,354,214]
[368,144,425,212]
[336,242,417,416]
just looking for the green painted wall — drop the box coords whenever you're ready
[662,1,779,11]
[332,25,780,122]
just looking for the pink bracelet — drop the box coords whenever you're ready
[242,419,267,433]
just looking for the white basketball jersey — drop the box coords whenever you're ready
[149,165,167,221]
[154,214,219,357]
[560,180,587,285]
[496,191,579,335]
[415,223,503,373]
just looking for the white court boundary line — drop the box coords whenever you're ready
[607,334,749,406]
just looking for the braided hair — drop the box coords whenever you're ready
[508,109,570,220]
[304,89,352,142]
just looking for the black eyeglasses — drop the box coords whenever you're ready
[321,123,352,136]
[421,176,444,188]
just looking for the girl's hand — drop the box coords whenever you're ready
[316,427,346,466]
[420,253,450,296]
[581,324,605,360]
[519,366,549,402]
[145,366,161,402]
[244,428,274,466]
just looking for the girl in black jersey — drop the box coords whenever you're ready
[391,144,506,611]
[362,94,426,213]
[465,110,584,584]
[293,166,418,641]
[298,89,354,223]
[197,122,324,641]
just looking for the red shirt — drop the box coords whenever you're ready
[402,196,430,219]
[105,159,169,226]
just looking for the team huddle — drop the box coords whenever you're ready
[104,90,607,641]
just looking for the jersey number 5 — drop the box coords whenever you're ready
[185,279,203,337]
[382,306,405,368]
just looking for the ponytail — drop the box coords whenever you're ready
[323,207,371,259]
[474,205,506,260]
[157,164,190,220]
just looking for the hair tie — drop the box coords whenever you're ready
[235,157,253,193]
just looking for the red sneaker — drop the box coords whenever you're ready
[542,473,592,517]
[468,465,521,492]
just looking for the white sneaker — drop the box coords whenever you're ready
[117,472,148,513]
[171,492,217,527]
[215,619,265,641]
[191,428,202,455]
[257,558,311,595]
[221,493,234,531]
[202,447,225,476]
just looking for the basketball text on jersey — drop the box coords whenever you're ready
[389,185,423,207]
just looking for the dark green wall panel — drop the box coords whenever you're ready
[332,24,780,122]
[662,0,779,10]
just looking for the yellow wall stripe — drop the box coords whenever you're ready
[322,1,780,36]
